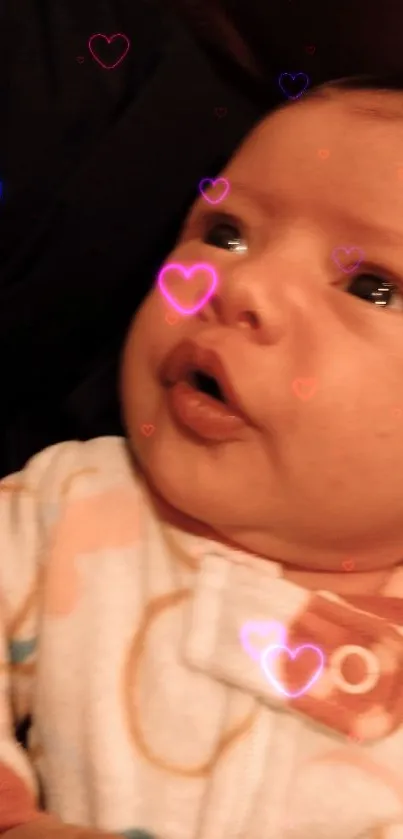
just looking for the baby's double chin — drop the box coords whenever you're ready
[282,564,392,596]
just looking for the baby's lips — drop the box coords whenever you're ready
[284,592,403,742]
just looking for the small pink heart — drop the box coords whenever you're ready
[199,177,230,205]
[332,246,364,274]
[342,559,355,572]
[88,33,130,70]
[261,643,325,699]
[165,312,179,325]
[157,262,218,316]
[76,56,85,64]
[292,377,317,401]
[240,620,287,663]
[305,45,316,55]
[141,424,155,437]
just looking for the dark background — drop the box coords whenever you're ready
[2,0,402,478]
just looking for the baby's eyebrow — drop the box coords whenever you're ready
[188,179,403,248]
[184,182,274,224]
[314,87,403,122]
[349,103,403,121]
[204,181,281,217]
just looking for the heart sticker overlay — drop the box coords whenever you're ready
[157,262,218,316]
[199,177,230,205]
[318,149,330,159]
[331,246,364,274]
[292,378,317,401]
[278,72,310,100]
[76,56,85,64]
[165,312,179,325]
[141,424,155,437]
[240,620,288,664]
[261,643,325,699]
[214,106,227,118]
[305,45,316,55]
[88,33,130,70]
[342,559,355,572]
[349,734,363,744]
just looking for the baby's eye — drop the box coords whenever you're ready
[346,273,403,311]
[203,219,247,253]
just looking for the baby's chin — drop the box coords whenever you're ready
[139,464,398,595]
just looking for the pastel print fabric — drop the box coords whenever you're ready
[0,436,403,839]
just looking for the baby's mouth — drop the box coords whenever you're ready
[161,338,248,417]
[185,369,227,404]
[161,339,251,441]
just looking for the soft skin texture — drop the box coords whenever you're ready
[121,88,403,595]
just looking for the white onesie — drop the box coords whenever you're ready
[1,436,403,839]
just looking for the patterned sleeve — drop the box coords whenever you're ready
[0,441,122,839]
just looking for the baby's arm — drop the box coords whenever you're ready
[0,612,121,839]
[0,442,122,839]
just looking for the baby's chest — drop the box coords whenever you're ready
[31,563,403,839]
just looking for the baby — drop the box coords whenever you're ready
[2,76,403,839]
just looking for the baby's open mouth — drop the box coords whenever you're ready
[186,369,226,404]
[161,339,246,415]
[160,340,249,442]
[160,339,251,442]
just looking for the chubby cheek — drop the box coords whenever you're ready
[119,292,184,441]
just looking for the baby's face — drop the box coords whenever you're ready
[121,88,403,575]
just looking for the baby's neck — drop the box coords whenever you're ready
[282,565,391,597]
[142,476,392,598]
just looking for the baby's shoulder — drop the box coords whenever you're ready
[4,436,143,507]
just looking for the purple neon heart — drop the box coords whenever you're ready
[240,620,287,663]
[261,643,325,699]
[331,247,365,274]
[157,262,218,316]
[278,73,310,100]
[199,178,230,205]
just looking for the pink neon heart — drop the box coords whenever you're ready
[157,262,218,316]
[240,621,287,663]
[331,246,364,274]
[88,33,130,70]
[261,643,324,699]
[199,178,230,205]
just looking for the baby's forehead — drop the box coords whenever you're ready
[222,85,403,226]
[243,86,403,155]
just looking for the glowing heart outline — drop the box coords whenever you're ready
[261,643,325,699]
[331,246,365,274]
[240,620,288,663]
[157,262,218,316]
[278,72,310,100]
[199,177,230,205]
[88,33,130,70]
